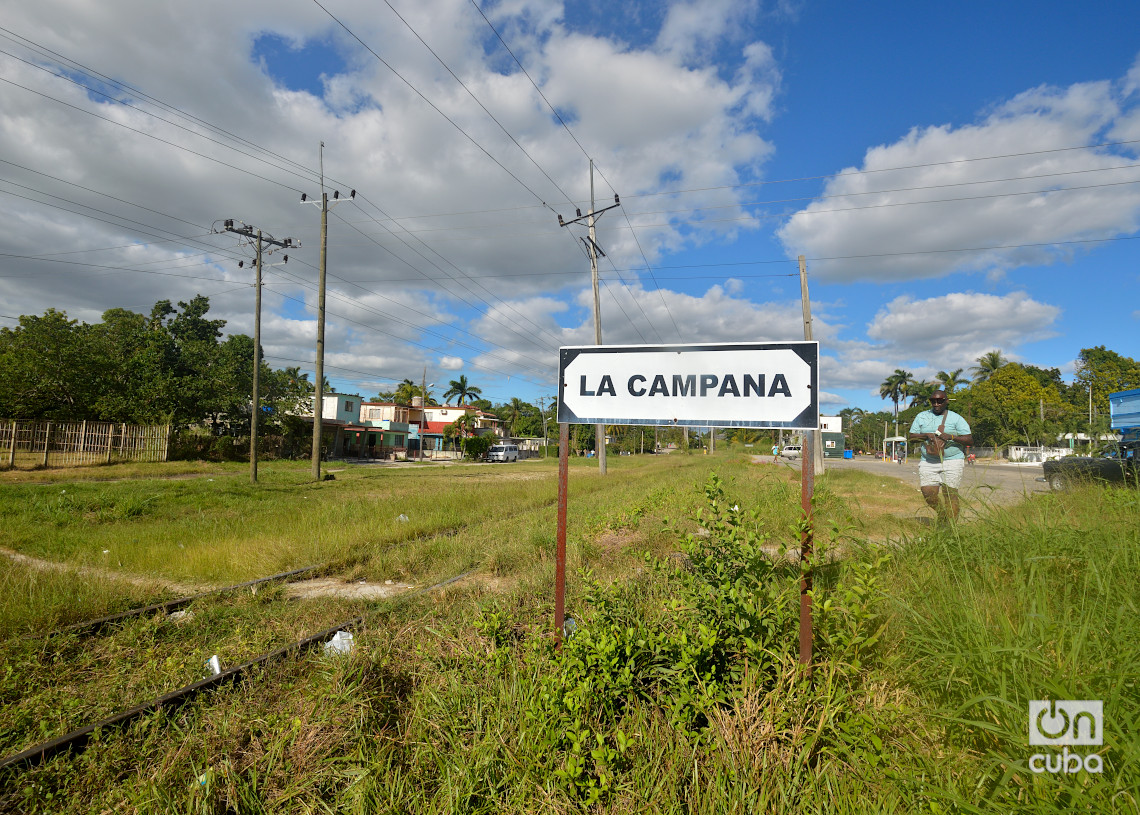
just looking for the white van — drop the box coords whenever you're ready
[780,445,802,460]
[487,443,519,462]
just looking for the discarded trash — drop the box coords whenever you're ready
[384,579,393,585]
[562,618,578,638]
[102,549,109,554]
[323,630,354,656]
[396,514,409,522]
[205,655,221,676]
[167,610,192,622]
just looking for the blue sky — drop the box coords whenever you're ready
[1,0,1137,413]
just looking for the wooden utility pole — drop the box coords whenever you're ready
[251,230,263,484]
[311,192,328,481]
[799,256,825,474]
[300,149,354,481]
[222,220,295,484]
[587,161,607,475]
[556,163,620,475]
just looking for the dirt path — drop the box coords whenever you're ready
[0,545,207,596]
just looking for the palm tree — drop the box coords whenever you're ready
[970,350,1007,383]
[908,379,936,407]
[501,397,528,437]
[879,369,913,419]
[443,375,482,405]
[935,368,967,394]
[393,378,418,406]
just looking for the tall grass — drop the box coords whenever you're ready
[885,485,1140,811]
[6,457,1135,812]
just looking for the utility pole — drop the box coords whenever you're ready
[557,162,620,475]
[538,396,549,458]
[300,145,355,482]
[418,367,434,462]
[222,220,295,484]
[799,256,825,473]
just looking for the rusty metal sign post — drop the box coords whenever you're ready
[799,433,815,675]
[554,342,819,665]
[555,422,570,647]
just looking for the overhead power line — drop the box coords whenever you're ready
[310,0,558,209]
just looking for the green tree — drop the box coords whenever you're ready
[0,309,97,420]
[908,379,936,407]
[879,369,913,420]
[88,307,176,423]
[495,397,541,437]
[970,349,1008,383]
[443,375,482,405]
[969,364,1068,447]
[934,368,967,394]
[1073,346,1140,421]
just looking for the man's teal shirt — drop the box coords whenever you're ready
[909,410,971,461]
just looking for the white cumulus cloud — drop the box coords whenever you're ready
[778,68,1140,282]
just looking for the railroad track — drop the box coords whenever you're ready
[44,564,322,639]
[0,569,475,775]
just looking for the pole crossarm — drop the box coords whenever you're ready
[556,194,620,228]
[222,220,296,250]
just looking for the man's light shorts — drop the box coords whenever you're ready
[919,458,965,489]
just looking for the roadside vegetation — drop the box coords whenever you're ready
[1,454,1135,813]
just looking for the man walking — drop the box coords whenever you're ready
[908,389,973,523]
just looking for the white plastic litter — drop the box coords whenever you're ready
[323,630,355,656]
[396,514,409,522]
[167,609,192,622]
[205,655,221,676]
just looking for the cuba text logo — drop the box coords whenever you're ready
[1028,700,1103,774]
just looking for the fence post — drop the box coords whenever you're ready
[7,420,15,468]
[80,420,87,463]
[162,425,171,462]
[42,422,51,468]
[106,424,114,463]
[119,423,126,460]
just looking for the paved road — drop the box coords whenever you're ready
[760,454,1052,508]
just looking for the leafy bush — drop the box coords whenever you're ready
[516,473,892,803]
[463,434,494,461]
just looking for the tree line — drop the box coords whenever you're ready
[860,347,1140,451]
[0,297,312,436]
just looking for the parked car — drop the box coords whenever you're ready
[1042,443,1138,491]
[780,445,802,460]
[486,443,519,462]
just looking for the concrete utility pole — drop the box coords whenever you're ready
[799,256,825,474]
[557,162,620,475]
[300,144,355,482]
[222,220,295,484]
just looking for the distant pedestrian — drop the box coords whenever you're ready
[772,444,779,457]
[908,389,973,523]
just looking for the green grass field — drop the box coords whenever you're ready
[1,453,1136,813]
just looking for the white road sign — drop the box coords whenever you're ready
[557,342,818,429]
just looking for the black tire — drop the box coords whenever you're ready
[1048,472,1067,492]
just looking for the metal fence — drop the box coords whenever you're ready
[0,420,170,469]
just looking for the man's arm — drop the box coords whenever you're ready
[948,415,973,447]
